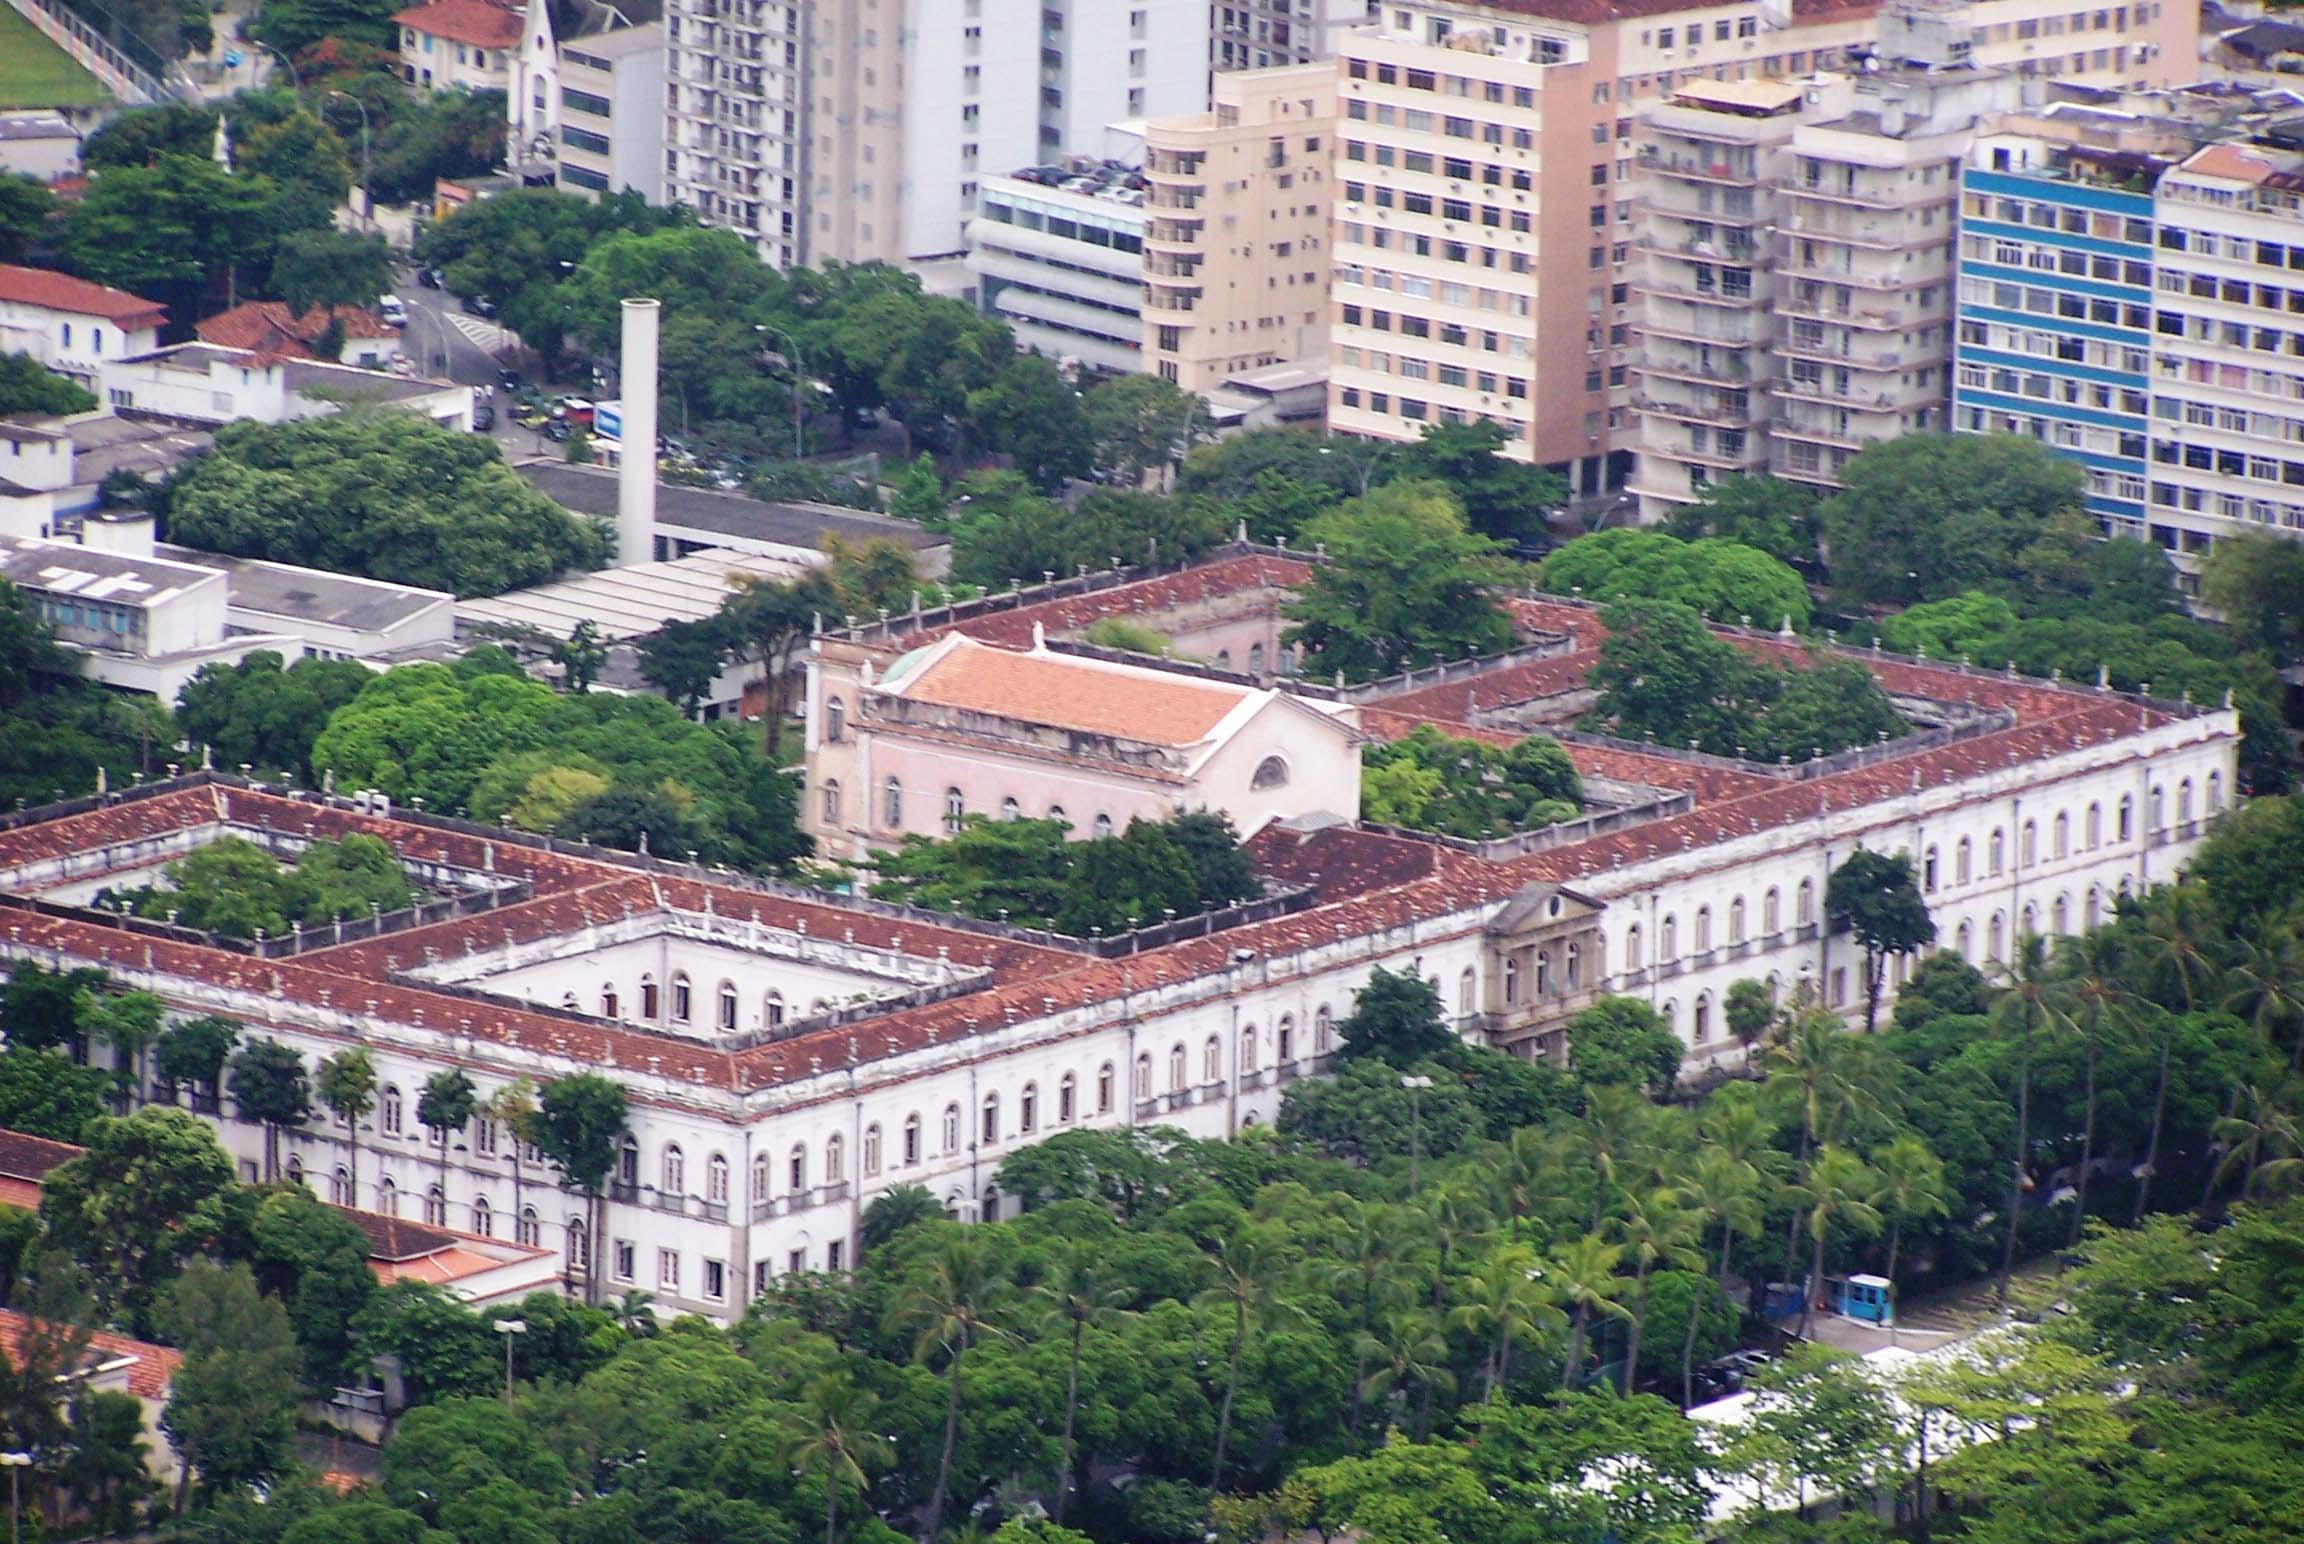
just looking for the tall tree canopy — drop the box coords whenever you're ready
[1283,481,1517,683]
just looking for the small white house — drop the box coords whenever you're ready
[101,344,472,430]
[0,264,166,387]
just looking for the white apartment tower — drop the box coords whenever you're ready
[664,0,805,267]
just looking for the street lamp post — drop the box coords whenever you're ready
[753,323,806,461]
[0,1450,29,1544]
[1400,1074,1434,1193]
[326,90,372,232]
[253,40,300,92]
[492,1318,527,1404]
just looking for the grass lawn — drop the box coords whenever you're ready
[0,7,107,109]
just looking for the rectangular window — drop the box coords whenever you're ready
[657,1249,680,1292]
[703,1259,727,1301]
[614,1240,635,1280]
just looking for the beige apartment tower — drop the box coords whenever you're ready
[1144,64,1339,392]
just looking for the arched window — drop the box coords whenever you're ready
[331,1167,350,1205]
[942,1104,961,1151]
[788,1144,807,1191]
[1097,1062,1115,1112]
[764,990,785,1029]
[2021,901,2038,938]
[883,778,903,827]
[1249,642,1266,675]
[662,1144,685,1196]
[1504,957,1520,1005]
[2177,778,2194,826]
[862,1124,882,1176]
[2207,771,2224,812]
[1797,879,1815,925]
[2052,894,2069,935]
[424,1185,446,1226]
[1457,968,1476,1014]
[617,1136,638,1186]
[825,1133,845,1183]
[1252,755,1290,790]
[752,1151,771,1203]
[822,778,841,823]
[1989,829,2005,876]
[2085,888,2102,930]
[1001,796,1021,821]
[378,1178,398,1217]
[1729,897,1746,944]
[944,787,965,833]
[2020,820,2036,867]
[826,696,845,742]
[1277,1016,1295,1063]
[1624,923,1642,972]
[1136,1052,1154,1098]
[1956,920,1973,960]
[1565,941,1581,989]
[473,1195,493,1236]
[1956,838,1972,884]
[903,1114,922,1164]
[517,1206,539,1246]
[1093,813,1114,838]
[671,972,692,1023]
[2118,794,2134,841]
[1058,1072,1077,1122]
[717,981,738,1031]
[1661,914,1678,959]
[602,984,619,1018]
[1167,1043,1186,1089]
[1693,993,1712,1045]
[566,1217,589,1273]
[980,1094,1000,1146]
[1695,906,1712,952]
[1240,1025,1258,1074]
[1216,649,1233,669]
[380,1085,403,1136]
[2053,812,2069,859]
[1049,805,1067,827]
[1987,912,2005,963]
[1202,1035,1222,1082]
[285,1154,304,1187]
[1536,949,1552,997]
[1315,1006,1333,1052]
[2086,802,2102,848]
[1020,1082,1038,1133]
[2148,785,2164,833]
[640,974,659,1019]
[561,991,579,1011]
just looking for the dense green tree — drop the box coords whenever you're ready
[160,1260,304,1509]
[312,1046,375,1205]
[1279,1057,1480,1169]
[2203,529,2304,662]
[109,832,413,939]
[1662,474,1822,566]
[176,650,374,782]
[246,1182,377,1384]
[0,353,96,417]
[1330,967,1458,1067]
[1056,818,1200,938]
[364,87,508,206]
[0,1048,110,1141]
[1284,482,1516,682]
[1361,725,1582,838]
[1827,850,1937,1032]
[534,1074,629,1304]
[166,413,604,597]
[40,1108,236,1330]
[1564,998,1684,1098]
[60,155,307,312]
[0,175,54,263]
[228,1039,310,1182]
[636,615,732,715]
[944,473,1226,590]
[963,353,1094,491]
[252,0,401,54]
[268,228,393,314]
[1540,528,1811,628]
[1387,420,1567,544]
[1819,433,2088,608]
[1082,373,1211,484]
[2191,794,2304,929]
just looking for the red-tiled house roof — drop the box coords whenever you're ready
[0,1308,181,1401]
[393,0,524,49]
[195,301,396,361]
[0,1128,80,1210]
[0,263,167,331]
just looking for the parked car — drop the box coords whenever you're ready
[552,398,596,428]
[378,295,408,328]
[415,266,443,289]
[497,368,523,392]
[544,418,572,442]
[465,294,499,318]
[470,403,495,432]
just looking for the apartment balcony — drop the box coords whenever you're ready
[1643,278,1767,310]
[1637,145,1763,187]
[1639,350,1767,387]
[1632,391,1761,428]
[1639,312,1758,347]
[1777,330,1915,370]
[1642,186,1770,225]
[1647,436,1765,471]
[1142,285,1202,314]
[1777,257,1947,290]
[1774,375,1940,412]
[1784,176,1946,212]
[1640,230,1770,263]
[1775,292,1935,331]
[1770,416,1889,454]
[1144,253,1203,279]
[1145,217,1203,249]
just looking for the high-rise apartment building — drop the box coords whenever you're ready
[1328,0,2197,499]
[1144,63,1338,391]
[1952,93,2304,575]
[668,0,1208,271]
[1216,0,1375,71]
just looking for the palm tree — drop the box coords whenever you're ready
[1445,1242,1564,1401]
[1355,1308,1456,1440]
[417,1068,477,1223]
[1562,1083,1653,1232]
[1990,933,2071,1313]
[1414,1179,1492,1311]
[1610,1186,1703,1392]
[1032,1257,1131,1523]
[1481,1126,1565,1242]
[2225,913,2304,1075]
[485,1077,540,1227]
[1760,1009,1895,1301]
[1196,1225,1302,1494]
[2211,1081,2304,1202]
[314,1048,378,1207]
[1547,1234,1633,1391]
[2051,928,2131,1245]
[1302,1198,1419,1433]
[1668,1146,1764,1406]
[889,1234,1011,1543]
[1869,1133,1949,1332]
[786,1371,893,1544]
[2125,885,2225,1221]
[1786,1145,1883,1340]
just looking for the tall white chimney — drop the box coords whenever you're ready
[617,297,661,567]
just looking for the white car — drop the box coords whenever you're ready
[379,295,408,327]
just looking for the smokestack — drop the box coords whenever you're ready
[617,297,661,567]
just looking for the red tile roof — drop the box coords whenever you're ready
[892,637,1250,747]
[0,1127,81,1183]
[0,263,166,330]
[0,1309,181,1401]
[195,302,396,360]
[393,0,524,49]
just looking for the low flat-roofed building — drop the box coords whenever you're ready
[0,111,82,182]
[154,544,456,663]
[514,461,951,576]
[101,344,472,430]
[966,160,1149,378]
[0,534,297,697]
